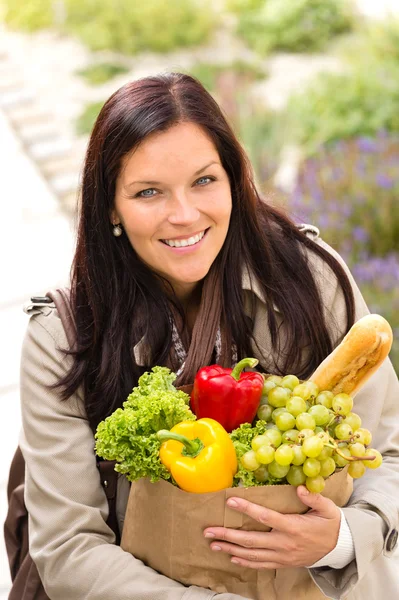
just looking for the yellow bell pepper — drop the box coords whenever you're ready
[157,418,237,493]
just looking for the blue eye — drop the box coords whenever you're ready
[196,176,214,185]
[136,188,157,198]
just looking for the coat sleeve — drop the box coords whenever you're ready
[307,239,399,599]
[19,309,246,600]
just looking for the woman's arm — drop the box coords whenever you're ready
[20,308,244,600]
[307,239,399,598]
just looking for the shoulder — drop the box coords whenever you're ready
[23,295,69,352]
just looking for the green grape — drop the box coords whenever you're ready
[272,407,288,422]
[257,404,273,422]
[251,435,272,451]
[282,429,300,444]
[268,386,290,408]
[319,457,336,478]
[297,428,315,441]
[354,428,372,446]
[286,396,307,416]
[317,446,333,461]
[265,422,279,430]
[256,445,275,465]
[333,447,351,467]
[316,391,334,409]
[343,412,362,432]
[274,444,295,466]
[262,379,277,395]
[296,413,316,431]
[281,374,300,390]
[314,426,324,434]
[268,460,290,479]
[349,442,366,457]
[316,430,330,444]
[259,395,270,406]
[332,393,353,416]
[292,382,319,401]
[302,436,324,458]
[254,465,270,483]
[291,444,307,465]
[348,461,366,479]
[334,423,353,440]
[308,404,330,426]
[264,428,282,447]
[276,412,296,431]
[286,465,306,486]
[240,450,260,471]
[267,375,283,385]
[303,458,321,477]
[363,448,383,469]
[306,475,325,493]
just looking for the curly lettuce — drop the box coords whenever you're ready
[95,367,196,483]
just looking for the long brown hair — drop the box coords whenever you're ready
[59,72,355,431]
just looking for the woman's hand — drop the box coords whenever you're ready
[203,485,341,569]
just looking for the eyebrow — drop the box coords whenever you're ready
[124,161,220,188]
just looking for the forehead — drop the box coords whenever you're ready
[121,122,220,176]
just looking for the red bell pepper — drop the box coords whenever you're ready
[190,358,264,433]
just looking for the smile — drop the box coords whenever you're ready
[161,229,208,248]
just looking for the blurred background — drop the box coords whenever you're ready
[1,0,398,596]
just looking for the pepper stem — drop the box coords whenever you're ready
[157,430,205,458]
[231,358,259,381]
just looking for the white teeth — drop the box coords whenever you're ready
[163,229,206,248]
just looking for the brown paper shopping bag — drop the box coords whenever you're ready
[121,467,352,600]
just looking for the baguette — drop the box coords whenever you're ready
[309,314,393,397]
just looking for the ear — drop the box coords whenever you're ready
[110,209,119,225]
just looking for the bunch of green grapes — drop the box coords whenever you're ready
[240,374,382,493]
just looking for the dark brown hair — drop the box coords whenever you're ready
[60,72,355,431]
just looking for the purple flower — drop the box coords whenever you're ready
[376,173,394,189]
[352,226,369,243]
[357,137,378,153]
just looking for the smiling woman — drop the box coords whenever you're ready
[17,71,399,600]
[112,122,232,302]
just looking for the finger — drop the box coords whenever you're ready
[230,557,286,570]
[204,527,279,549]
[226,498,293,533]
[209,540,280,564]
[296,486,339,519]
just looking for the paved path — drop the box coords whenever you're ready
[0,107,74,597]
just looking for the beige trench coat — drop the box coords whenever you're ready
[19,235,399,600]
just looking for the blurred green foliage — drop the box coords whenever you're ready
[76,100,104,135]
[76,62,129,85]
[3,0,217,54]
[236,0,354,55]
[283,62,399,154]
[2,0,53,30]
[188,60,266,93]
[224,0,264,13]
[335,17,399,66]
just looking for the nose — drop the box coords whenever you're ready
[167,191,200,226]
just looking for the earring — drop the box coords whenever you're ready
[113,223,123,237]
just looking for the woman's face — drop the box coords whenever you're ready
[113,122,232,301]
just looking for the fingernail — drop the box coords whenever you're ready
[231,558,240,564]
[204,532,215,538]
[227,499,238,508]
[212,545,221,551]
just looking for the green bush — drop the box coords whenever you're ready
[76,62,129,85]
[2,0,53,31]
[335,18,399,67]
[224,0,264,15]
[64,0,217,54]
[2,0,217,55]
[76,100,104,136]
[284,63,399,154]
[237,0,354,55]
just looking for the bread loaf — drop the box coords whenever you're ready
[309,314,393,397]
